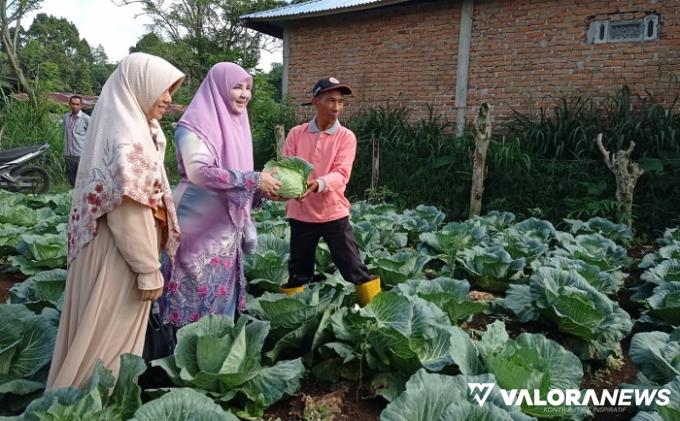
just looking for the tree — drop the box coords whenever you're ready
[129,32,195,102]
[117,0,284,93]
[92,44,108,64]
[91,44,116,92]
[595,133,644,229]
[21,13,97,93]
[0,0,42,96]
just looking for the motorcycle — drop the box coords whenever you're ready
[0,143,50,194]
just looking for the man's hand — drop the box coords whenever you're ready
[140,287,163,302]
[297,179,319,201]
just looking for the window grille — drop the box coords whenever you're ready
[587,14,659,44]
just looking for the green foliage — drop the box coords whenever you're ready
[345,106,472,219]
[341,88,680,237]
[635,230,680,324]
[160,115,180,184]
[394,277,487,325]
[0,95,66,187]
[534,256,624,295]
[380,370,534,421]
[9,269,66,311]
[645,283,680,326]
[368,250,429,287]
[127,0,286,96]
[629,328,680,387]
[0,304,58,415]
[246,281,350,361]
[324,291,481,384]
[505,267,633,360]
[553,233,630,272]
[477,321,586,418]
[628,331,680,421]
[20,354,147,421]
[20,14,98,94]
[129,33,196,104]
[0,191,69,274]
[457,245,525,292]
[9,233,67,275]
[563,217,633,244]
[131,388,239,421]
[153,315,305,418]
[244,232,290,292]
[250,69,295,169]
[505,87,680,160]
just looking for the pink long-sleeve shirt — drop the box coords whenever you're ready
[283,119,357,223]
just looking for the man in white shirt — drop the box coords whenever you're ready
[62,95,90,187]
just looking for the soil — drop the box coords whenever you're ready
[580,335,639,421]
[265,378,385,421]
[0,271,23,302]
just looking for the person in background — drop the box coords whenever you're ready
[159,62,280,331]
[62,95,90,187]
[279,77,381,306]
[47,52,184,389]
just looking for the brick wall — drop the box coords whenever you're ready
[286,0,459,123]
[468,0,680,121]
[285,0,680,124]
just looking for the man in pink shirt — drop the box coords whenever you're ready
[280,77,381,306]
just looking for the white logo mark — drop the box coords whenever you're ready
[468,383,495,407]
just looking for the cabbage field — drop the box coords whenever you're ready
[2,189,680,420]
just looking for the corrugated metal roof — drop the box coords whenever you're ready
[12,92,186,114]
[241,0,411,38]
[241,0,403,21]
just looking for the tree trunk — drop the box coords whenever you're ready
[274,124,285,158]
[469,102,492,218]
[0,0,34,99]
[595,133,644,229]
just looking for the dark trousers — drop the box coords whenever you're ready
[288,216,370,286]
[65,156,80,187]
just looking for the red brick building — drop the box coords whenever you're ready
[243,0,680,132]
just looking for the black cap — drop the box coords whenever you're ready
[312,77,353,97]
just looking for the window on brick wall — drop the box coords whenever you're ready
[587,14,659,44]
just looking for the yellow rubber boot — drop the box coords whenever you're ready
[356,276,381,306]
[280,285,304,296]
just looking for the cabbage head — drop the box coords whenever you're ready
[264,156,314,198]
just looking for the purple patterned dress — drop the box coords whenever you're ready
[160,126,260,327]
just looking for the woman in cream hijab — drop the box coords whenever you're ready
[47,52,184,388]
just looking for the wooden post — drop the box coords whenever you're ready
[370,138,380,190]
[595,133,644,229]
[469,102,492,218]
[274,124,285,158]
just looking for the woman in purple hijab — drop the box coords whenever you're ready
[160,62,280,327]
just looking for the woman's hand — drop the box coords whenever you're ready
[259,170,282,197]
[140,287,163,302]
